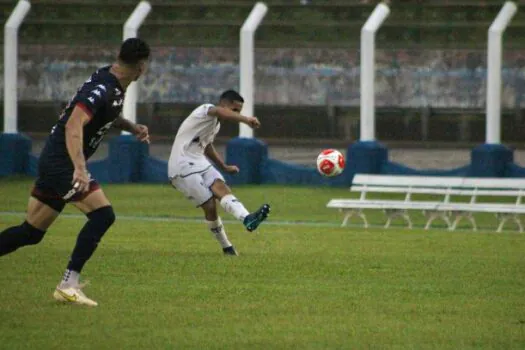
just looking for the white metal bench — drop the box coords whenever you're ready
[326,174,525,232]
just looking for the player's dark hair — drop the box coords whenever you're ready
[220,90,244,103]
[118,38,150,65]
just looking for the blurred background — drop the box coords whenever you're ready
[2,0,525,169]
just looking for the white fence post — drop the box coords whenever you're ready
[122,1,151,135]
[239,2,267,138]
[3,0,31,134]
[486,1,517,144]
[360,2,390,142]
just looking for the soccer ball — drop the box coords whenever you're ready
[316,149,345,177]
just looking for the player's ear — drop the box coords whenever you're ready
[136,60,147,78]
[140,61,148,74]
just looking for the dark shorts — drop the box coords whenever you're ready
[31,171,100,212]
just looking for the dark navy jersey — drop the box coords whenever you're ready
[39,66,125,174]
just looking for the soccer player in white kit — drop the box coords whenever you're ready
[168,90,270,256]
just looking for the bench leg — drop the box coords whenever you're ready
[516,216,524,233]
[496,213,523,233]
[423,210,451,230]
[449,211,477,232]
[468,213,478,232]
[383,209,412,229]
[449,216,461,231]
[496,214,509,233]
[359,211,369,229]
[341,209,351,227]
[340,209,369,229]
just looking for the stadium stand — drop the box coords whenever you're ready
[0,0,525,48]
[2,0,525,144]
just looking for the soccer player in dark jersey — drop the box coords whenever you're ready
[0,38,151,306]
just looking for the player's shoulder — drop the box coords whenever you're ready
[197,103,215,111]
[190,103,216,118]
[81,66,122,97]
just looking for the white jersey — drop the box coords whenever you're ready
[168,103,221,178]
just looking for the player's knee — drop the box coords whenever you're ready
[210,179,231,199]
[201,199,218,220]
[87,206,116,232]
[21,221,46,245]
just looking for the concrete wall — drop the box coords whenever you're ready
[1,45,524,109]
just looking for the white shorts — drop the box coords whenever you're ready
[170,165,225,207]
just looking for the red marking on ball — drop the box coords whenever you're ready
[321,149,336,156]
[338,154,345,169]
[319,159,335,175]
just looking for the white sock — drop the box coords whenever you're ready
[60,269,80,288]
[220,194,250,221]
[207,217,232,249]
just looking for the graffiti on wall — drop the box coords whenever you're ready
[1,45,525,108]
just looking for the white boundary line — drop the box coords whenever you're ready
[0,211,519,233]
[0,211,341,228]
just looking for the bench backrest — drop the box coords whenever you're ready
[351,174,525,203]
[353,174,465,188]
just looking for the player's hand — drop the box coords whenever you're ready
[223,165,240,174]
[245,116,261,129]
[134,124,150,144]
[72,168,90,193]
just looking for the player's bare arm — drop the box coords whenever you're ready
[207,107,261,129]
[65,105,91,193]
[204,144,239,174]
[113,116,150,144]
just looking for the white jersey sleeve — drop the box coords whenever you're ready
[168,103,221,178]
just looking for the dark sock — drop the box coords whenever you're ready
[67,206,115,272]
[0,222,46,256]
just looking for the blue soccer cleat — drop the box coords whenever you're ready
[243,204,270,232]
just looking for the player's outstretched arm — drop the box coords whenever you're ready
[204,143,239,174]
[65,105,91,192]
[113,116,150,144]
[208,107,260,129]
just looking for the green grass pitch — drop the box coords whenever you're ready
[0,177,524,349]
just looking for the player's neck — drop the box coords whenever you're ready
[109,64,135,90]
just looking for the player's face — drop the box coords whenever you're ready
[229,101,243,113]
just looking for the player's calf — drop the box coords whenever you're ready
[0,221,46,256]
[60,205,115,288]
[201,197,236,254]
[207,216,236,252]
